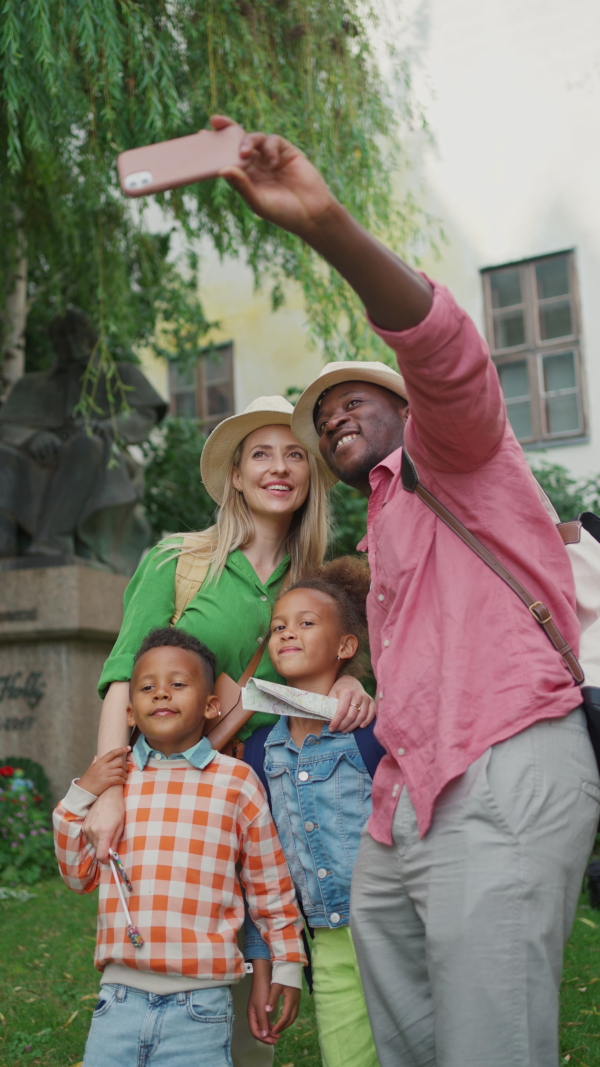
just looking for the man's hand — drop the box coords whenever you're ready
[82,783,127,862]
[213,115,432,332]
[28,430,62,467]
[329,676,376,733]
[247,959,301,1044]
[78,747,129,798]
[213,114,336,242]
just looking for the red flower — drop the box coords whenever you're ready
[0,766,14,778]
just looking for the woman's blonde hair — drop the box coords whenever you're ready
[158,438,331,586]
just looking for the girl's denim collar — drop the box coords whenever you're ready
[265,715,336,750]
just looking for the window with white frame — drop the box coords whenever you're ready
[481,252,586,445]
[169,343,234,432]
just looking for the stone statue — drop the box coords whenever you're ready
[0,308,167,575]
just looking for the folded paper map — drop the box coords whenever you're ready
[242,677,338,721]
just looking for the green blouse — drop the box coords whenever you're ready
[98,544,289,740]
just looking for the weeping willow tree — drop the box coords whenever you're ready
[0,1,426,401]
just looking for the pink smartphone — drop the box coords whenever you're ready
[117,124,245,197]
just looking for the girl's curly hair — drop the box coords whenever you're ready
[286,556,371,677]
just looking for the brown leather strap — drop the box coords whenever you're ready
[557,520,582,546]
[238,632,270,686]
[401,449,584,685]
[204,565,291,749]
[236,564,290,685]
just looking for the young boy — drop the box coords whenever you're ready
[53,627,305,1067]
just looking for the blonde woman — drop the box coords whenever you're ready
[84,396,374,1067]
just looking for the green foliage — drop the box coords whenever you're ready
[529,459,600,522]
[0,763,56,886]
[329,482,368,557]
[0,0,427,385]
[141,418,216,539]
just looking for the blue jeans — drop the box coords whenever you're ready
[82,984,233,1067]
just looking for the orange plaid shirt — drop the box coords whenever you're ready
[53,752,305,983]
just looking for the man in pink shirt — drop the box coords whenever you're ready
[217,116,600,1067]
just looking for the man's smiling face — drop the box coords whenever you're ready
[314,381,409,494]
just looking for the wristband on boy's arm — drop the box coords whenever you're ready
[272,961,303,989]
[61,780,99,816]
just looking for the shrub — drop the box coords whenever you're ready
[529,459,600,522]
[0,763,56,885]
[1,756,52,811]
[329,483,369,558]
[141,418,215,541]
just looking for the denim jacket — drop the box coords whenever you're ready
[244,717,377,961]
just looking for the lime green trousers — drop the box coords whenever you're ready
[312,925,379,1067]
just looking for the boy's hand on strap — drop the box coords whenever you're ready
[329,675,375,732]
[247,960,301,1044]
[82,783,127,862]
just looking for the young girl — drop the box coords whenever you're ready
[243,557,384,1067]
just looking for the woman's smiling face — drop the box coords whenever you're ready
[232,424,311,519]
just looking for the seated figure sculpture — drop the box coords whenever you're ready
[0,308,167,575]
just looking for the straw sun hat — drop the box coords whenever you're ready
[200,395,336,504]
[291,360,408,458]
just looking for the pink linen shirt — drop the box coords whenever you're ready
[360,278,582,843]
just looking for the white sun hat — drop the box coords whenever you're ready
[200,395,336,504]
[291,360,408,457]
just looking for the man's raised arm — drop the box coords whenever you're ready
[213,115,433,332]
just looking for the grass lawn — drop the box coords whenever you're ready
[2,879,600,1067]
[560,901,600,1067]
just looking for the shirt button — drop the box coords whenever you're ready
[304,821,315,832]
[317,868,328,879]
[330,912,341,924]
[392,783,400,797]
[260,595,268,602]
[377,594,385,602]
[154,752,163,760]
[379,691,384,699]
[397,747,405,756]
[257,636,263,644]
[298,771,309,782]
[383,640,390,647]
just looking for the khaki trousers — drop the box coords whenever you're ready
[350,707,600,1067]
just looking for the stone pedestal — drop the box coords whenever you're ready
[0,562,128,804]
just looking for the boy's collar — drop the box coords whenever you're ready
[132,734,216,770]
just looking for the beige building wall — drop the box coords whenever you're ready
[138,239,325,415]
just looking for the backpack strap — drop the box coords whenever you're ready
[353,720,386,779]
[170,533,214,625]
[400,448,584,685]
[580,512,600,543]
[557,520,582,546]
